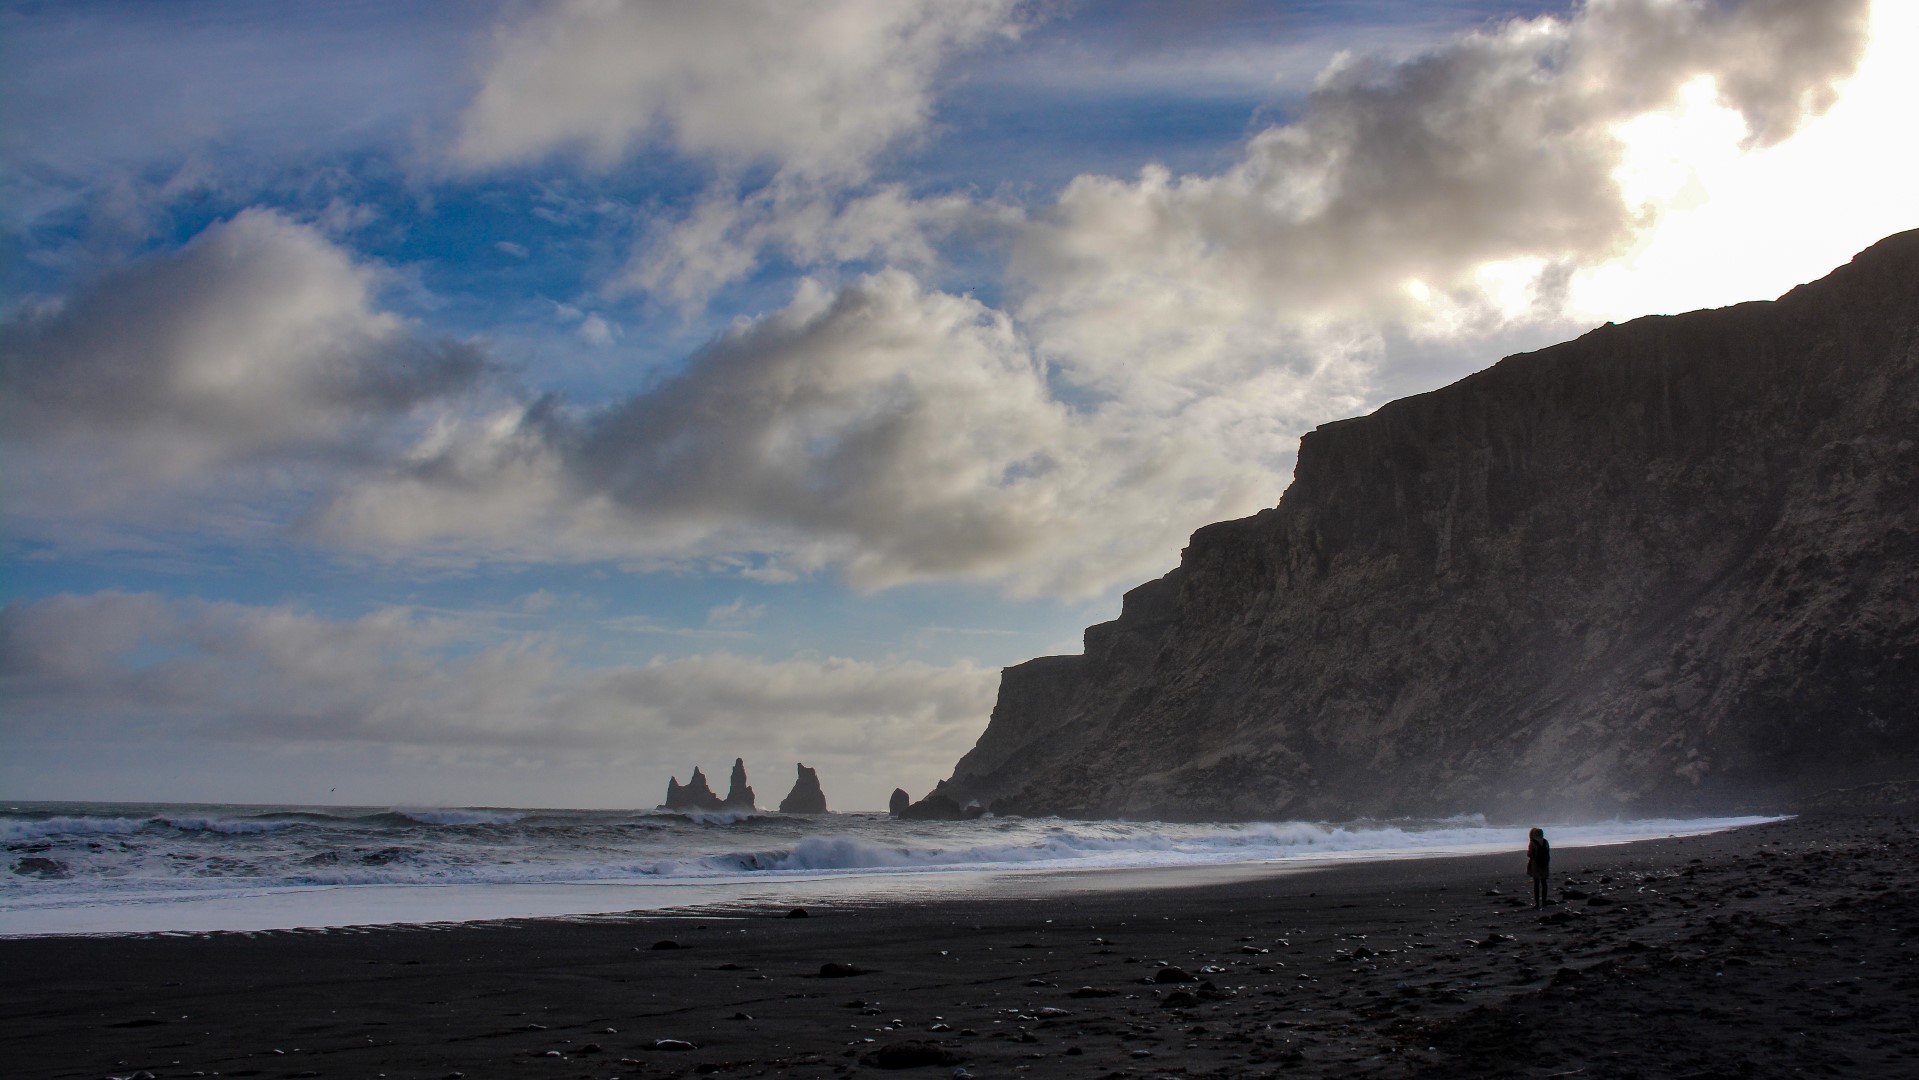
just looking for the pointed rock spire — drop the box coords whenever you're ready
[722,757,756,811]
[779,763,828,814]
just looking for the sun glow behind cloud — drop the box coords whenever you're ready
[1570,0,1919,320]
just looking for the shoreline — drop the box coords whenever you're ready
[3,811,1914,1078]
[1,813,1781,939]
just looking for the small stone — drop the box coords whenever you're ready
[1152,966,1196,984]
[651,939,685,950]
[1068,986,1117,998]
[820,962,867,977]
[649,1038,699,1051]
[786,907,810,919]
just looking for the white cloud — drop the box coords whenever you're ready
[1012,0,1872,396]
[316,269,1271,597]
[705,597,766,631]
[1566,0,1919,318]
[628,183,1000,309]
[0,591,998,809]
[451,0,1023,181]
[0,209,481,520]
[576,312,618,346]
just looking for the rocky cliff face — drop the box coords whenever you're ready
[926,231,1919,822]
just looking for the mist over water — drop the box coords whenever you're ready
[2,802,1779,936]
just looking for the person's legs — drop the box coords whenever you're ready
[1531,876,1546,908]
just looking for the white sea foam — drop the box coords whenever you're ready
[1,802,1783,936]
[391,808,526,827]
[155,816,301,834]
[1,815,151,842]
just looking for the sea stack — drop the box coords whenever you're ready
[722,757,756,811]
[661,766,725,812]
[779,764,828,814]
[888,788,911,817]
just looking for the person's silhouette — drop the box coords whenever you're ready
[1526,827,1551,908]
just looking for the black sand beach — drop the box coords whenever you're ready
[4,813,1915,1079]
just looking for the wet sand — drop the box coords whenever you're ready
[3,812,1915,1079]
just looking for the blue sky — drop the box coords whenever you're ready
[4,0,1914,810]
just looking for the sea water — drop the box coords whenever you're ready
[0,802,1779,937]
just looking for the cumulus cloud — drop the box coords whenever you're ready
[1013,0,1872,391]
[628,184,998,309]
[2,3,1881,606]
[316,269,1266,596]
[0,209,480,515]
[0,591,998,807]
[451,0,1023,181]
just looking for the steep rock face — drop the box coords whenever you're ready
[779,764,829,814]
[723,757,756,811]
[925,232,1919,821]
[662,766,725,812]
[888,788,911,817]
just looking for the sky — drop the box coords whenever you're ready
[3,0,1915,812]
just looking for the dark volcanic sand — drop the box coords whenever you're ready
[4,814,1916,1079]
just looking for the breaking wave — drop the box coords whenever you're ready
[2,801,1781,935]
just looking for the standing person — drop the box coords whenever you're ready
[1526,827,1551,908]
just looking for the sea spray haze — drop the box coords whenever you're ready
[2,801,1773,936]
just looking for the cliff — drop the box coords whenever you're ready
[925,231,1919,821]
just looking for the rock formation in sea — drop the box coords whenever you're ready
[897,792,983,821]
[888,788,911,817]
[661,766,725,812]
[779,763,829,814]
[914,231,1919,822]
[722,757,756,811]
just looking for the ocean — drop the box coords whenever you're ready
[1,801,1779,937]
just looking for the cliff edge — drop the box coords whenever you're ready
[924,231,1919,821]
